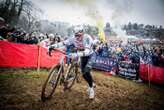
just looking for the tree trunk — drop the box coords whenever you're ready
[17,0,24,17]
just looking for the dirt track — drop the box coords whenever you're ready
[0,68,164,110]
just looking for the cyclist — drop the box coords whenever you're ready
[48,25,95,99]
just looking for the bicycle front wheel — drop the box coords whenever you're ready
[41,64,61,102]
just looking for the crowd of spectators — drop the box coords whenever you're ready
[90,39,163,81]
[0,25,63,45]
[95,39,164,68]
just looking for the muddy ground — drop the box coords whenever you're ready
[0,68,164,110]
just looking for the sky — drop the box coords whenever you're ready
[32,0,164,26]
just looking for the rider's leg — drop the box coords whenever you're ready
[83,67,93,87]
[82,58,95,99]
[80,56,93,88]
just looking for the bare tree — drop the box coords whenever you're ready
[0,0,42,31]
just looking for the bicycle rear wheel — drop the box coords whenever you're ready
[41,64,61,102]
[64,64,78,89]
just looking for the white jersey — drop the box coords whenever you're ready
[51,34,94,57]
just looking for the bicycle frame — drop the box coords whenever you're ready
[54,50,79,85]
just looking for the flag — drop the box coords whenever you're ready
[96,17,106,42]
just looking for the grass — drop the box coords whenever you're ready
[0,73,38,79]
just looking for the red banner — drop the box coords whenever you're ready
[0,41,64,68]
[139,64,164,84]
[39,47,65,68]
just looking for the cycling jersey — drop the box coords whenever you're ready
[50,34,94,57]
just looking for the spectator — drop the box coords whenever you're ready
[39,33,55,48]
[54,35,61,43]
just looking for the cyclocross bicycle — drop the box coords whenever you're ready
[41,49,79,102]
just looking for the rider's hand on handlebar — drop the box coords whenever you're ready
[48,46,55,56]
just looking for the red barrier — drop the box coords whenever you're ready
[39,47,64,68]
[139,64,164,84]
[0,41,64,68]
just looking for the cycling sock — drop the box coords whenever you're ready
[83,74,89,83]
[86,72,93,87]
[83,73,93,87]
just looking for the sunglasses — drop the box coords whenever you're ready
[75,32,83,37]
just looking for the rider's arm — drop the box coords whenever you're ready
[70,34,93,58]
[49,37,73,49]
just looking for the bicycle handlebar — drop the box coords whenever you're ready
[48,48,74,59]
[52,48,66,54]
[48,48,65,56]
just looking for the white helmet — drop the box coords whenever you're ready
[74,25,84,34]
